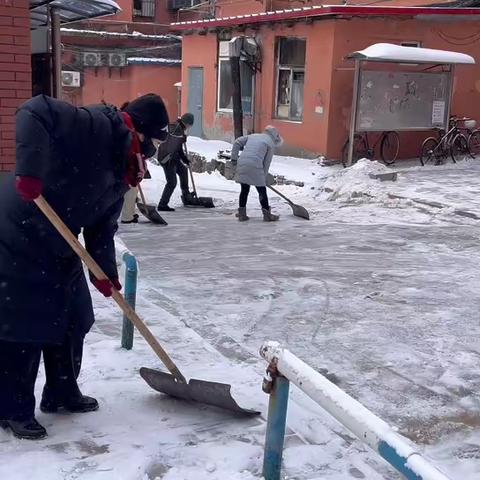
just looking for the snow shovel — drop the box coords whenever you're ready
[33,195,258,416]
[268,185,310,220]
[181,145,215,208]
[136,184,168,225]
[184,165,215,209]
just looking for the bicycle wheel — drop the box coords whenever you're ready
[380,131,400,165]
[341,135,368,168]
[419,137,439,166]
[450,133,468,163]
[467,129,480,158]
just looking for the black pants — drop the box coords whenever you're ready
[0,335,84,421]
[159,159,189,207]
[239,184,269,210]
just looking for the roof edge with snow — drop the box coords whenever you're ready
[170,5,480,30]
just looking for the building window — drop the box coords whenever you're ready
[275,37,306,121]
[133,0,155,17]
[217,41,254,114]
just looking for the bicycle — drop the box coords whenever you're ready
[464,119,480,158]
[341,131,400,168]
[419,116,470,166]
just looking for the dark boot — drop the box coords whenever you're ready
[0,418,47,440]
[40,394,99,414]
[262,208,279,222]
[236,207,249,222]
[157,204,175,212]
[121,214,139,224]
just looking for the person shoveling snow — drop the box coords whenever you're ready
[0,93,169,440]
[230,126,283,222]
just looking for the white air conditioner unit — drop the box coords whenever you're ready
[82,52,102,67]
[61,71,81,88]
[219,41,230,57]
[108,53,126,67]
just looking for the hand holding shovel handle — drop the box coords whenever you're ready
[34,195,187,383]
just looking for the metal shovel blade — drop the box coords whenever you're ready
[140,367,260,416]
[137,202,168,225]
[291,204,310,220]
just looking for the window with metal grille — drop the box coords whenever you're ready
[275,37,306,121]
[133,0,156,17]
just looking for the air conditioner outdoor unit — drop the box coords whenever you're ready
[219,41,230,57]
[108,53,126,67]
[61,71,81,88]
[82,52,102,67]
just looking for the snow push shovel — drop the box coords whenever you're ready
[267,185,310,220]
[33,195,258,416]
[136,184,168,225]
[184,165,215,209]
[181,145,215,209]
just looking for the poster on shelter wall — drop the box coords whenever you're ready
[356,71,450,132]
[432,101,446,128]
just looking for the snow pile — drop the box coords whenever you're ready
[320,159,391,201]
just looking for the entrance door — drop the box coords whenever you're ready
[187,67,204,138]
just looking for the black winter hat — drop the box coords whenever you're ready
[180,112,194,126]
[124,93,169,140]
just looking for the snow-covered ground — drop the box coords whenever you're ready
[2,138,480,479]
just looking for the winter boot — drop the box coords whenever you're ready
[236,207,249,221]
[157,204,175,212]
[40,394,99,414]
[121,214,139,224]
[262,208,279,222]
[0,417,47,440]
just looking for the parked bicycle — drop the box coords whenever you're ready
[341,131,400,168]
[420,116,480,166]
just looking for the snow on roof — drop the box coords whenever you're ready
[170,5,480,29]
[31,0,120,28]
[127,57,182,65]
[61,28,181,41]
[348,43,475,65]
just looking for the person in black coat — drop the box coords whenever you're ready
[0,93,169,440]
[157,113,195,211]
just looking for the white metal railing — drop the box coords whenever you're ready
[259,341,451,480]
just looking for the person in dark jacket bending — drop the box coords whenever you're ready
[0,93,169,440]
[157,113,195,211]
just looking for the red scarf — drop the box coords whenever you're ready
[121,111,146,187]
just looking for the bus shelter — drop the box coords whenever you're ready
[345,43,475,166]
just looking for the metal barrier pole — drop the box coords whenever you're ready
[121,252,137,350]
[262,366,290,480]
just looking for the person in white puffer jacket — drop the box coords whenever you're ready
[230,125,283,222]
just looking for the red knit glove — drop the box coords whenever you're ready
[92,278,121,297]
[16,176,43,201]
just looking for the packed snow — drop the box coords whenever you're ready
[2,137,480,479]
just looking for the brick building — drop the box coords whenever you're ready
[173,6,480,159]
[0,0,32,177]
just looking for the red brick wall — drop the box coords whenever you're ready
[0,0,31,173]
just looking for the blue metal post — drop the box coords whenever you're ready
[121,252,137,350]
[263,375,290,480]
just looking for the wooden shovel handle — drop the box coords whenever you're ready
[34,195,186,384]
[267,185,294,205]
[137,184,147,205]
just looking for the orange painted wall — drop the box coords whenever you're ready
[64,65,181,119]
[181,16,480,159]
[181,22,335,156]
